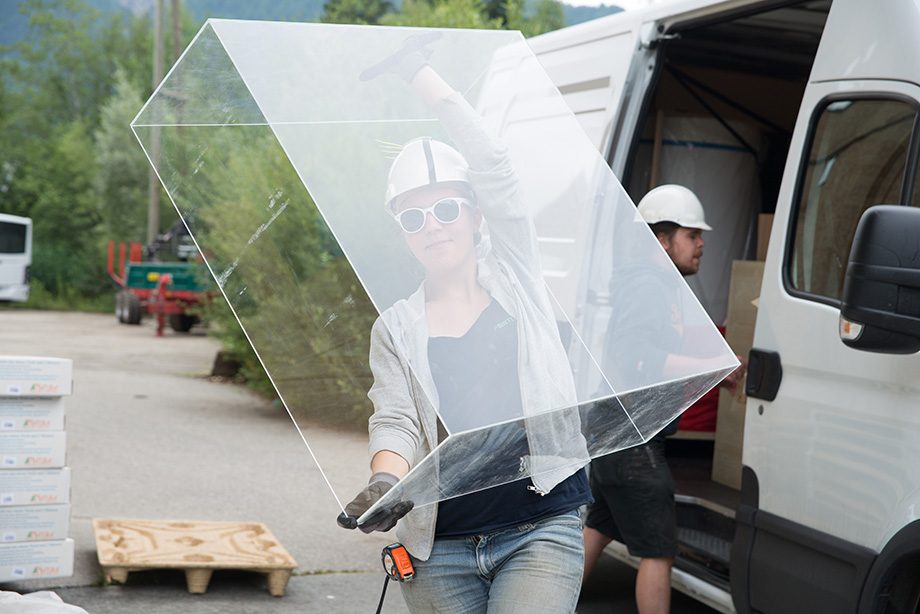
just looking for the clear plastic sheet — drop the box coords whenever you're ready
[132,21,739,519]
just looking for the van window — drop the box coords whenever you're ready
[789,98,917,302]
[0,221,27,254]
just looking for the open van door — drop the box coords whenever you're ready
[737,0,920,611]
[529,10,646,167]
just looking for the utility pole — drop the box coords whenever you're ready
[147,0,164,247]
[172,0,182,63]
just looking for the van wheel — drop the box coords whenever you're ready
[124,293,143,325]
[878,557,920,614]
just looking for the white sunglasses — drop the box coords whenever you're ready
[394,198,474,234]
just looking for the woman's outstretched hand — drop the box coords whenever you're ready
[359,31,443,83]
[336,471,414,533]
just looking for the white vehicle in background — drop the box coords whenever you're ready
[530,0,920,612]
[0,213,32,303]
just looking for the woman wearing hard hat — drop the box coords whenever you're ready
[336,39,592,614]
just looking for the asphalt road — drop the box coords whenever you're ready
[0,309,718,613]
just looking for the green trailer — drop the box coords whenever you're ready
[108,241,212,335]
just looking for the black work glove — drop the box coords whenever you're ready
[336,472,414,533]
[359,31,443,83]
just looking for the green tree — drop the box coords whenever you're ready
[2,0,136,129]
[171,124,378,428]
[480,0,563,33]
[116,9,157,98]
[0,0,170,302]
[382,0,503,29]
[324,0,564,35]
[507,0,565,37]
[321,0,393,25]
[93,68,151,244]
[18,118,105,296]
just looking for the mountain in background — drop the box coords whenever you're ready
[113,0,325,20]
[1,0,623,46]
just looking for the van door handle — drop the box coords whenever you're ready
[745,348,782,401]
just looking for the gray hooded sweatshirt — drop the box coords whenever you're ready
[367,92,589,560]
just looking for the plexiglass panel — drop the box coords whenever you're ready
[132,21,738,519]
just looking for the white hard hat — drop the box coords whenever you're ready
[385,138,472,215]
[637,184,712,231]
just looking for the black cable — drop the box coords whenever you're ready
[375,575,391,614]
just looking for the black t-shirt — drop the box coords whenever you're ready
[429,300,591,537]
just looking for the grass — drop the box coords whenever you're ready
[4,279,113,313]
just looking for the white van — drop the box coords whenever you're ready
[530,0,920,612]
[0,213,32,303]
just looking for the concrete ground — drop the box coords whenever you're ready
[0,309,717,614]
[0,309,402,613]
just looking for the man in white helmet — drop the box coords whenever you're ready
[581,184,744,614]
[638,184,712,276]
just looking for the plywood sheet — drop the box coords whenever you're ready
[712,260,764,489]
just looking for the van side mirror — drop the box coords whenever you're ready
[839,205,920,354]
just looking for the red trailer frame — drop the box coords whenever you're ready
[107,241,211,336]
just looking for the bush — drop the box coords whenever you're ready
[18,278,112,313]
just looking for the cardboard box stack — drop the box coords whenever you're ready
[0,356,74,581]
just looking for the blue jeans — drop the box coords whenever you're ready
[399,510,585,614]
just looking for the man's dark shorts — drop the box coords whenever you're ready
[584,437,677,558]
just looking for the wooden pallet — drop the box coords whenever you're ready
[92,518,298,596]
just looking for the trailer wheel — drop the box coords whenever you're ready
[115,292,127,323]
[168,313,198,332]
[124,293,143,325]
